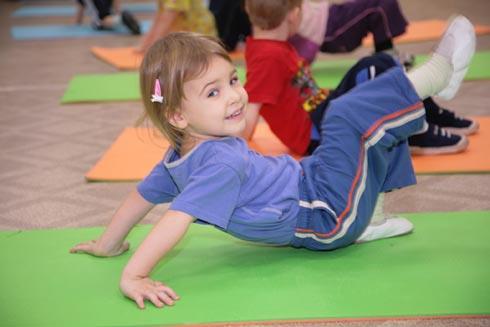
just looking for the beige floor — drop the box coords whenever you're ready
[0,0,489,326]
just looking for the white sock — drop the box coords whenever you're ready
[357,193,414,243]
[371,193,385,224]
[407,53,452,100]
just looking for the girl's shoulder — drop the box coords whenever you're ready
[169,137,249,172]
[199,137,249,163]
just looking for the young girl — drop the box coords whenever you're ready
[71,17,475,309]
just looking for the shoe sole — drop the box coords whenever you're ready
[409,135,469,155]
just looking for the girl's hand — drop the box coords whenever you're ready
[70,240,129,257]
[120,274,179,309]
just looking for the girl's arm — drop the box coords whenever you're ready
[70,190,155,257]
[136,9,179,53]
[120,210,194,309]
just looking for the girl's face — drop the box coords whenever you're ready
[172,56,248,143]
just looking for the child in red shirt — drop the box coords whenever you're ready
[245,38,316,154]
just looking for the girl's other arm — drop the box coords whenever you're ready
[241,102,262,140]
[136,9,179,53]
[120,210,194,309]
[70,190,155,257]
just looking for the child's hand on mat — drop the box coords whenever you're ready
[70,239,129,257]
[120,274,179,309]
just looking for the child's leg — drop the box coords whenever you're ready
[295,67,425,250]
[321,0,407,53]
[308,54,416,243]
[309,52,398,136]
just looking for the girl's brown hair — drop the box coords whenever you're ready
[245,0,303,30]
[139,32,232,149]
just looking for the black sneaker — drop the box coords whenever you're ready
[408,123,468,155]
[121,10,141,35]
[424,100,479,135]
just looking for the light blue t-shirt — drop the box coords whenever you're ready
[137,137,302,245]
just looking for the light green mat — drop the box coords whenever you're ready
[1,211,489,326]
[61,51,490,104]
[61,72,140,103]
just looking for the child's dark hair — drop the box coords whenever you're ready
[139,32,232,149]
[245,0,303,30]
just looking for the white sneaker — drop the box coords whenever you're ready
[356,217,414,243]
[436,15,476,100]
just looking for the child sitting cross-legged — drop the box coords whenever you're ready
[71,17,475,308]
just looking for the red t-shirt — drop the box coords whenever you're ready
[245,38,313,155]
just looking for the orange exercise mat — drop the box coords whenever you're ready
[86,117,490,182]
[85,123,299,181]
[91,47,143,71]
[363,19,490,45]
[411,117,490,174]
[91,46,244,70]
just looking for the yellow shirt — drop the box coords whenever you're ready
[160,0,217,36]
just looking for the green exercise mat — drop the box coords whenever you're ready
[61,51,490,104]
[1,211,489,326]
[61,72,140,104]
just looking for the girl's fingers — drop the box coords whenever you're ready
[162,286,179,300]
[69,241,94,253]
[126,280,178,309]
[146,292,164,308]
[134,295,145,309]
[157,291,175,306]
[153,281,179,299]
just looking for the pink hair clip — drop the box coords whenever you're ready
[151,79,164,103]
